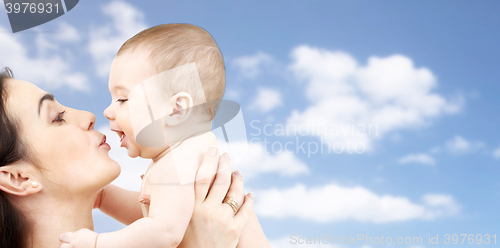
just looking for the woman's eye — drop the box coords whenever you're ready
[117,99,128,104]
[53,110,66,123]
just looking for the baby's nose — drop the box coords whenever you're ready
[103,106,114,120]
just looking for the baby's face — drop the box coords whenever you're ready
[104,48,165,159]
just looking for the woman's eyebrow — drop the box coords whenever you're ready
[115,85,130,93]
[38,93,54,117]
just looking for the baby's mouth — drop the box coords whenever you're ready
[119,132,127,148]
[111,129,127,148]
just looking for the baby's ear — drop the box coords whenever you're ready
[0,163,42,196]
[164,92,193,126]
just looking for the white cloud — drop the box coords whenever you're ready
[0,25,88,90]
[232,52,274,79]
[88,1,147,78]
[249,87,283,113]
[254,183,460,223]
[231,142,309,180]
[97,126,149,191]
[493,147,500,159]
[399,153,435,166]
[287,45,462,149]
[422,194,460,214]
[445,135,484,154]
[54,22,81,42]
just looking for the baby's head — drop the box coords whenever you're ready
[104,23,225,159]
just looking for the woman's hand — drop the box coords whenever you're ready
[179,147,254,248]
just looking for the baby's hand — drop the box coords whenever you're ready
[59,228,98,248]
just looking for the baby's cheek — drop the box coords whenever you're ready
[118,112,132,129]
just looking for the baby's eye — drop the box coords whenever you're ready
[117,99,128,104]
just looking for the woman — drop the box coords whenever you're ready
[0,68,259,248]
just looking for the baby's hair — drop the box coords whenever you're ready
[117,23,225,119]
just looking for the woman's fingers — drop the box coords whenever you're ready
[206,152,233,204]
[234,193,254,231]
[224,170,245,212]
[194,146,220,204]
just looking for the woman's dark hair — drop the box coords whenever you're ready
[0,68,30,248]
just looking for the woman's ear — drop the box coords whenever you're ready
[164,92,193,126]
[0,164,42,196]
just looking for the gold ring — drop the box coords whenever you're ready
[223,197,239,214]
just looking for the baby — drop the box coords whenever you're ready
[60,24,251,247]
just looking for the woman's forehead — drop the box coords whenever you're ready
[5,79,48,118]
[6,78,45,95]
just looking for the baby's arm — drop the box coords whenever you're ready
[97,185,143,225]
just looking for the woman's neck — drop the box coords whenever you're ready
[19,191,95,248]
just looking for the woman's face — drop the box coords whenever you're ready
[5,79,120,198]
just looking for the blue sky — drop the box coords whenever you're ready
[1,1,499,247]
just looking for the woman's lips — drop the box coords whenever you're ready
[100,135,111,149]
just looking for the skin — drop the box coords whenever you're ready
[0,78,253,248]
[60,47,251,247]
[179,152,253,248]
[61,149,254,248]
[100,47,270,248]
[0,79,120,248]
[104,47,162,159]
[64,46,203,248]
[102,47,218,247]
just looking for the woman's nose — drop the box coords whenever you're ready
[88,114,96,131]
[103,105,114,120]
[77,110,96,131]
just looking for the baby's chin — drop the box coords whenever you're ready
[125,143,142,158]
[126,141,163,159]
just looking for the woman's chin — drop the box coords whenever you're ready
[112,165,121,180]
[103,161,122,184]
